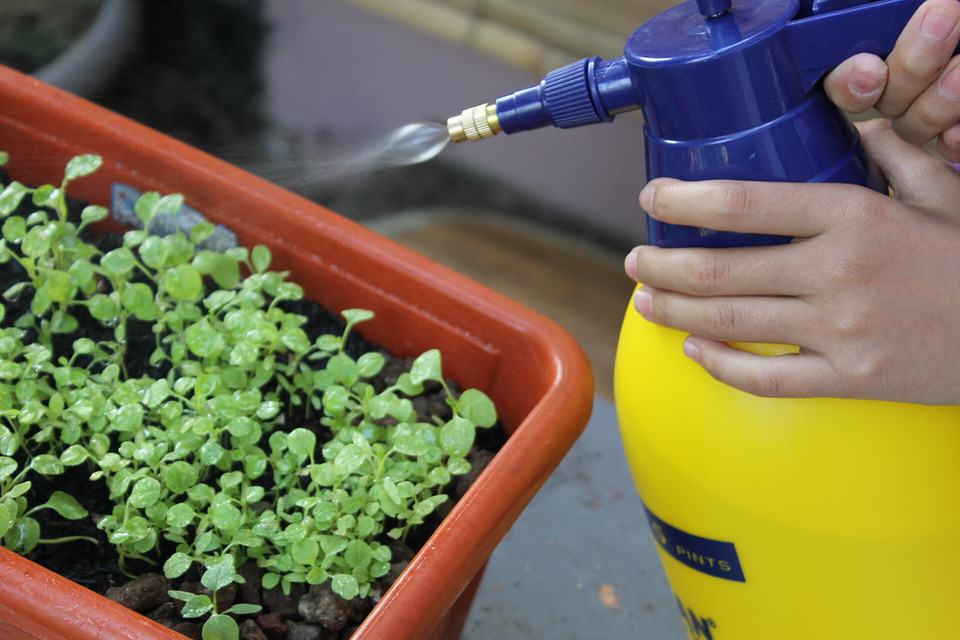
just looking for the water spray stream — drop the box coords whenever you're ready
[237,121,451,192]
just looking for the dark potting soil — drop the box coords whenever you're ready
[0,179,507,639]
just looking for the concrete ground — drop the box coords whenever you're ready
[462,398,685,640]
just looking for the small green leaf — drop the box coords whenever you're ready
[129,477,162,509]
[334,444,365,476]
[186,319,226,359]
[190,222,215,245]
[291,538,319,565]
[341,309,374,327]
[31,454,64,476]
[261,573,280,590]
[331,574,359,600]
[287,428,316,458]
[357,352,385,378]
[50,310,79,334]
[0,182,29,217]
[123,229,148,248]
[395,373,424,396]
[112,404,143,432]
[100,248,136,278]
[0,502,12,538]
[163,461,198,494]
[456,389,497,427]
[163,264,203,302]
[157,194,185,216]
[180,594,215,619]
[72,338,95,354]
[251,245,271,273]
[68,260,96,289]
[87,294,119,323]
[0,151,7,166]
[410,349,442,385]
[211,254,240,290]
[2,216,25,242]
[0,457,16,481]
[5,516,40,553]
[144,379,170,408]
[223,603,262,616]
[243,485,265,503]
[134,192,160,226]
[200,441,225,465]
[7,481,31,499]
[202,614,239,640]
[139,236,169,270]
[440,416,475,458]
[42,491,87,519]
[21,227,50,258]
[166,503,196,528]
[393,434,428,457]
[80,205,109,225]
[210,501,243,531]
[447,457,471,475]
[164,552,193,579]
[280,328,310,354]
[65,155,102,181]
[44,270,74,303]
[201,555,238,592]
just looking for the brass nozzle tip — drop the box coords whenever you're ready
[447,103,501,143]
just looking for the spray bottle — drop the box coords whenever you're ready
[447,1,960,637]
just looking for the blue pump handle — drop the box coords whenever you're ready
[788,0,944,91]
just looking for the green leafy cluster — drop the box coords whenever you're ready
[0,154,497,639]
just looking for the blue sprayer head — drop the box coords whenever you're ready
[447,0,951,248]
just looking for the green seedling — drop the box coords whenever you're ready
[0,153,499,638]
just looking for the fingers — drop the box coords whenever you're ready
[939,122,960,160]
[893,55,960,144]
[634,287,817,346]
[877,0,960,118]
[824,53,888,113]
[626,244,807,297]
[640,178,866,237]
[856,119,960,204]
[682,336,840,398]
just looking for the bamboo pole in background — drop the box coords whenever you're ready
[328,0,673,77]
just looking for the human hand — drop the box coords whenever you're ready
[824,0,960,160]
[625,120,960,404]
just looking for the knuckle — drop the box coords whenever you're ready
[685,252,728,293]
[831,308,869,339]
[717,182,752,221]
[902,103,946,138]
[704,301,739,334]
[749,368,784,398]
[847,353,888,384]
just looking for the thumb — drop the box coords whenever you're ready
[824,53,888,114]
[856,118,960,210]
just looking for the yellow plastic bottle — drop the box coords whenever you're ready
[615,298,960,639]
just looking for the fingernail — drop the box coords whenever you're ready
[922,7,958,41]
[639,184,656,213]
[940,64,960,101]
[683,338,703,363]
[624,249,639,279]
[848,57,885,97]
[634,287,653,318]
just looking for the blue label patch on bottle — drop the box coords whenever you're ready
[644,506,746,582]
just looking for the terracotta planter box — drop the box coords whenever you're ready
[0,66,593,639]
